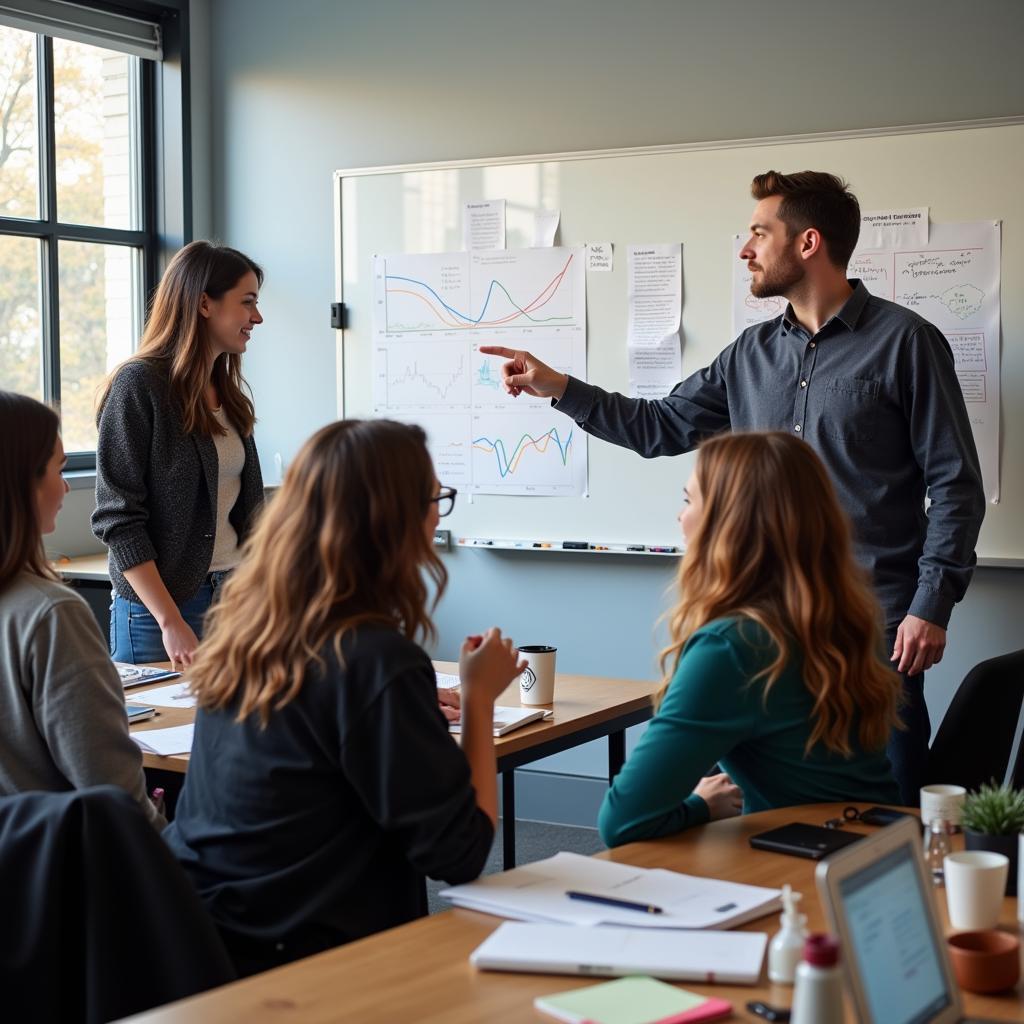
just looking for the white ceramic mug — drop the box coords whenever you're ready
[518,645,556,705]
[920,784,967,827]
[944,850,1009,930]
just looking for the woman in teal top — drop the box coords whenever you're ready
[599,431,902,847]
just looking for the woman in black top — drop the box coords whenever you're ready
[93,242,265,666]
[164,419,524,977]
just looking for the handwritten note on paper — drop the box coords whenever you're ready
[627,244,682,347]
[587,242,613,272]
[858,208,929,251]
[629,335,681,399]
[463,199,506,251]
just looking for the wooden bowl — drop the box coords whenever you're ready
[947,930,1020,994]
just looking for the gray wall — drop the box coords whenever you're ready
[51,0,1024,823]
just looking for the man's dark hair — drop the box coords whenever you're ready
[751,170,860,269]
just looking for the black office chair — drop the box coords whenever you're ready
[0,786,235,1024]
[927,649,1024,792]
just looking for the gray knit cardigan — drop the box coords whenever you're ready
[92,360,264,605]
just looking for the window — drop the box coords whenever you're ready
[0,1,186,470]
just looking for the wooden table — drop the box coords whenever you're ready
[129,660,657,868]
[54,552,111,581]
[118,803,1024,1023]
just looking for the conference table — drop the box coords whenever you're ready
[129,660,657,868]
[119,803,1024,1023]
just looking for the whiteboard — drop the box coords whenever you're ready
[334,119,1023,562]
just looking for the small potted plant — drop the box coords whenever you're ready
[960,782,1024,896]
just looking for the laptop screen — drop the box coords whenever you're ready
[838,842,954,1024]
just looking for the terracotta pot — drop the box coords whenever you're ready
[946,930,1020,994]
[963,829,1019,896]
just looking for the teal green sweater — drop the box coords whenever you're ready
[598,618,900,847]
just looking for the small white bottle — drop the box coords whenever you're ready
[768,884,808,984]
[791,934,844,1024]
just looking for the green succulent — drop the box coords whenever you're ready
[960,782,1024,836]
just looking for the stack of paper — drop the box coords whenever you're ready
[449,706,547,737]
[131,724,194,756]
[474,922,766,985]
[441,851,782,930]
[125,681,196,708]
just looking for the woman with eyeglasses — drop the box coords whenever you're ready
[164,419,523,977]
[93,241,266,668]
[599,431,902,847]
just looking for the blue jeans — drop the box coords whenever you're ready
[109,572,231,664]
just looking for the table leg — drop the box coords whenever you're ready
[608,730,626,782]
[502,770,516,869]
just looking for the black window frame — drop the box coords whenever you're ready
[0,0,192,472]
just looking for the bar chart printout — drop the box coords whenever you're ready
[372,247,587,496]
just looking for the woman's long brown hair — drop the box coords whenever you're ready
[0,391,60,592]
[189,419,447,724]
[657,431,900,756]
[97,241,263,437]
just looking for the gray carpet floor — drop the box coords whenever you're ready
[427,818,605,915]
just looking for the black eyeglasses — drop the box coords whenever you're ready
[429,486,457,518]
[823,807,863,829]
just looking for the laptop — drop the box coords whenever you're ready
[816,816,1003,1024]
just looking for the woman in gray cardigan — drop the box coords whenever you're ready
[93,242,265,667]
[0,391,163,828]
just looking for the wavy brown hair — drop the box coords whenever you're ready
[189,419,447,724]
[656,431,900,756]
[0,391,60,592]
[97,241,263,437]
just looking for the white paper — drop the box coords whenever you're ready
[629,334,681,399]
[441,851,781,931]
[627,244,682,347]
[131,723,194,756]
[373,247,588,496]
[853,220,1001,502]
[128,681,196,708]
[533,210,559,247]
[449,706,545,736]
[858,207,929,251]
[586,242,613,272]
[463,199,506,251]
[435,672,460,689]
[731,234,787,338]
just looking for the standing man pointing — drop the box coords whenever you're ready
[481,170,985,805]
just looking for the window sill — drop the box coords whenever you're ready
[65,470,96,492]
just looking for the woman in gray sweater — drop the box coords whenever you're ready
[0,391,162,827]
[93,242,265,667]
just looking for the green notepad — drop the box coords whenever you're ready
[534,976,732,1024]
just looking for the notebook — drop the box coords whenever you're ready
[125,703,157,724]
[535,976,732,1024]
[442,851,782,930]
[115,663,181,689]
[472,921,766,984]
[448,705,548,736]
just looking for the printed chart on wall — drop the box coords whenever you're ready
[732,221,1002,502]
[372,247,587,496]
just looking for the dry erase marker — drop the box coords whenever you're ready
[649,546,679,553]
[566,890,663,914]
[626,544,646,552]
[562,540,589,550]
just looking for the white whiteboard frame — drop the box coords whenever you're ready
[333,115,1024,567]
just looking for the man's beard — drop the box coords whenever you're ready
[750,250,804,298]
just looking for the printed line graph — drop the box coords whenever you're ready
[380,343,470,409]
[470,413,583,493]
[380,249,581,333]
